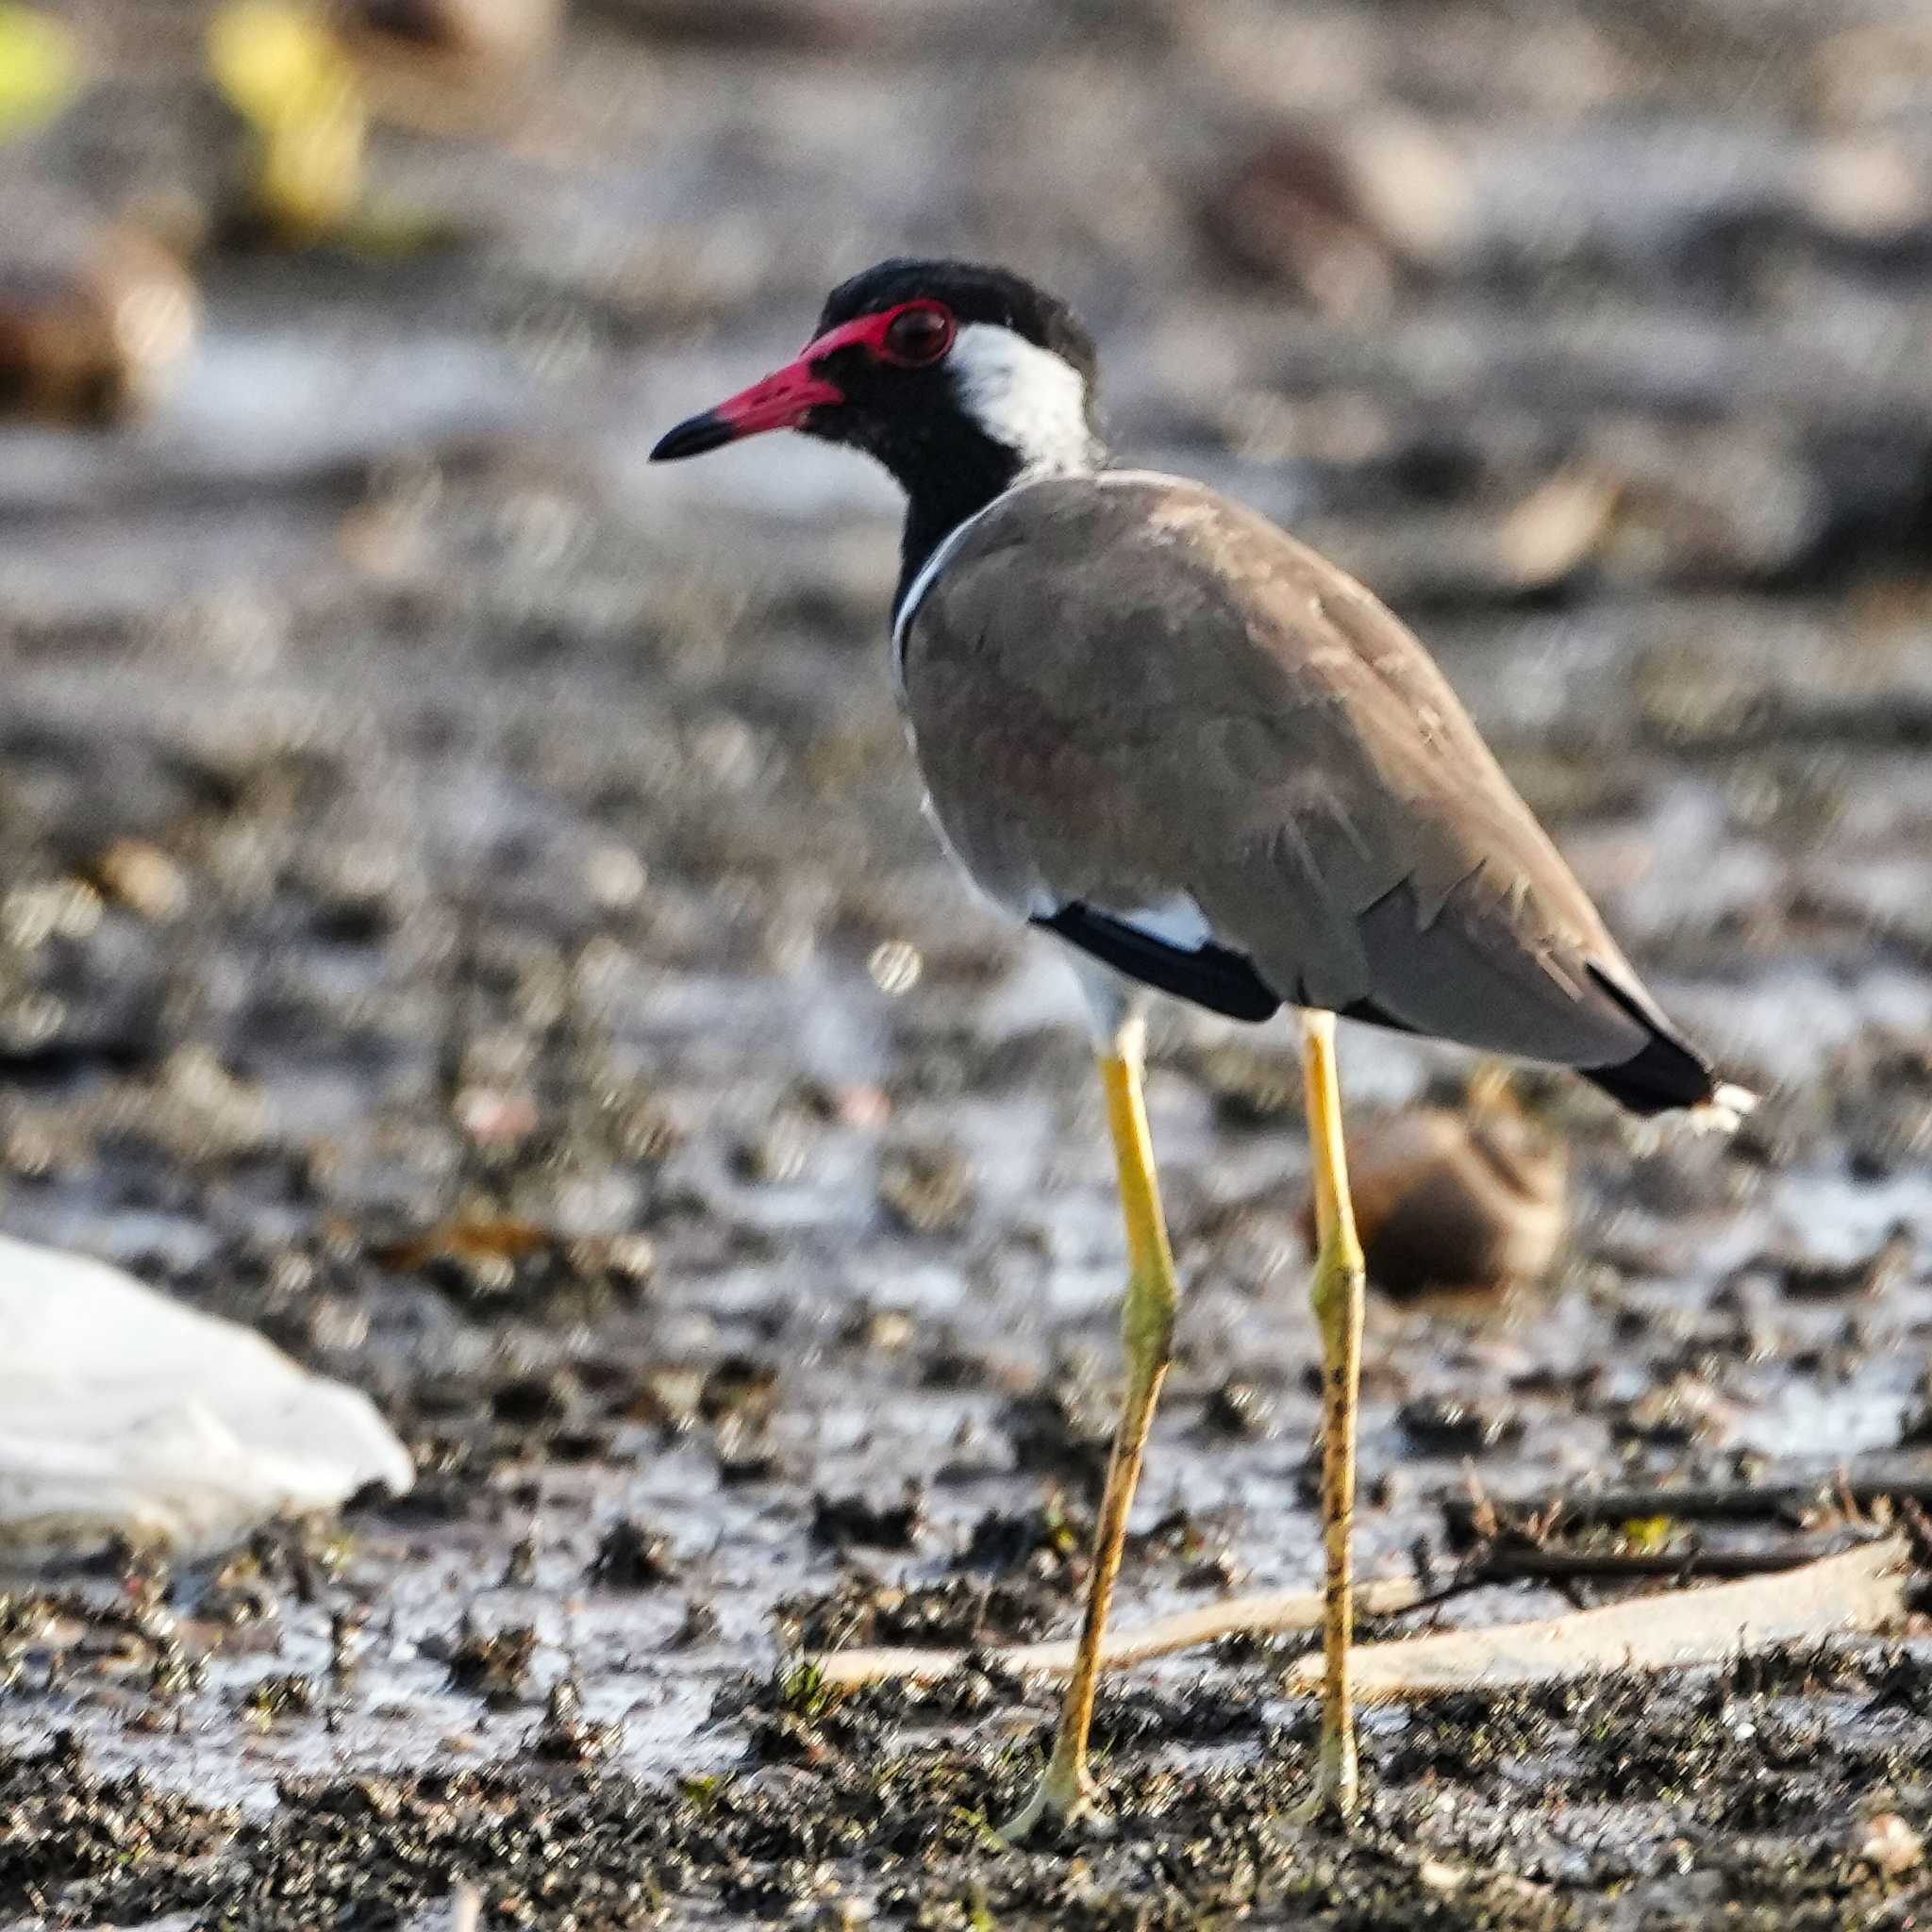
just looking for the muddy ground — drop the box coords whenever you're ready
[6,0,1932,1924]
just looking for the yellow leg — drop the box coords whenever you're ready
[1000,1018,1178,1843]
[1301,1009,1365,1819]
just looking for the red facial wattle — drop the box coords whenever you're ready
[649,302,956,461]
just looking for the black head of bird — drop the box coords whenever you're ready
[653,258,1107,593]
[653,259,1755,1843]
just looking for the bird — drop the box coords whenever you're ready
[650,258,1754,1843]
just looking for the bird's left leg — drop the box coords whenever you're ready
[999,1006,1179,1843]
[1301,1008,1366,1820]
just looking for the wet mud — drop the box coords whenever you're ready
[6,0,1932,1924]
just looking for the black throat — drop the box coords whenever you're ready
[888,425,1034,624]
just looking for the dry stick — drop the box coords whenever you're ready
[817,1540,1908,1695]
[817,1536,1875,1691]
[1444,1477,1932,1540]
[814,1576,1422,1690]
[1463,1539,1844,1587]
[1287,1537,1908,1701]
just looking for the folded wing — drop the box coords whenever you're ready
[900,473,1724,1114]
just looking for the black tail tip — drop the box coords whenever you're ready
[1580,968,1755,1126]
[1582,1028,1756,1132]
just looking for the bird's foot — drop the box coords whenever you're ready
[1285,1733,1361,1829]
[996,1758,1108,1846]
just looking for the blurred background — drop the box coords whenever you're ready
[4,0,1932,1920]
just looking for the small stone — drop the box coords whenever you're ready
[1395,1395,1523,1455]
[0,205,198,424]
[238,1672,318,1727]
[878,1143,975,1235]
[433,1622,538,1706]
[841,1306,915,1352]
[1193,1041,1299,1127]
[1855,1810,1923,1877]
[491,1370,575,1427]
[1323,1102,1568,1301]
[527,1674,622,1765]
[90,838,189,922]
[735,1109,816,1185]
[866,939,922,995]
[455,1085,538,1146]
[810,1483,924,1551]
[583,844,647,909]
[1201,1380,1275,1439]
[670,1599,722,1648]
[1778,1225,1910,1300]
[588,1518,677,1589]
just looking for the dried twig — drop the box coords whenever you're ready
[1462,1537,1839,1588]
[813,1537,1908,1695]
[813,1576,1422,1689]
[1443,1477,1932,1541]
[1287,1536,1907,1699]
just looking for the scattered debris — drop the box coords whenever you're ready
[1776,1224,1911,1300]
[587,1517,677,1589]
[810,1482,925,1551]
[525,1674,621,1764]
[1397,1396,1524,1455]
[1,2,1927,1924]
[877,1142,975,1235]
[1494,466,1624,592]
[87,838,191,923]
[430,1621,538,1706]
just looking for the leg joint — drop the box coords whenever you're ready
[1122,1265,1177,1369]
[1309,1236,1365,1323]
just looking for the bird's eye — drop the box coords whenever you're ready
[880,304,954,366]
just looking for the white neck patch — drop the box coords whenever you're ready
[949,323,1099,481]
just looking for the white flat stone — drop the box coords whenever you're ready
[0,1231,412,1561]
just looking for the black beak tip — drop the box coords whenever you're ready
[649,411,737,463]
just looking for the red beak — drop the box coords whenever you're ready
[649,312,886,461]
[649,358,842,460]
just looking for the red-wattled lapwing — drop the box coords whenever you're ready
[651,259,1754,1842]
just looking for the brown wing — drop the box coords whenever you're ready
[900,472,1692,1084]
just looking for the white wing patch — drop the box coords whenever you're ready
[1109,893,1216,950]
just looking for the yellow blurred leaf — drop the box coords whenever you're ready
[1619,1515,1674,1553]
[0,5,80,139]
[257,95,367,237]
[208,1,357,126]
[208,1,368,241]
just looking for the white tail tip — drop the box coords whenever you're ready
[1688,1082,1757,1135]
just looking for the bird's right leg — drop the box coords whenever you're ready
[998,1009,1179,1843]
[1300,1008,1366,1820]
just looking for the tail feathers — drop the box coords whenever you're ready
[1581,967,1756,1129]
